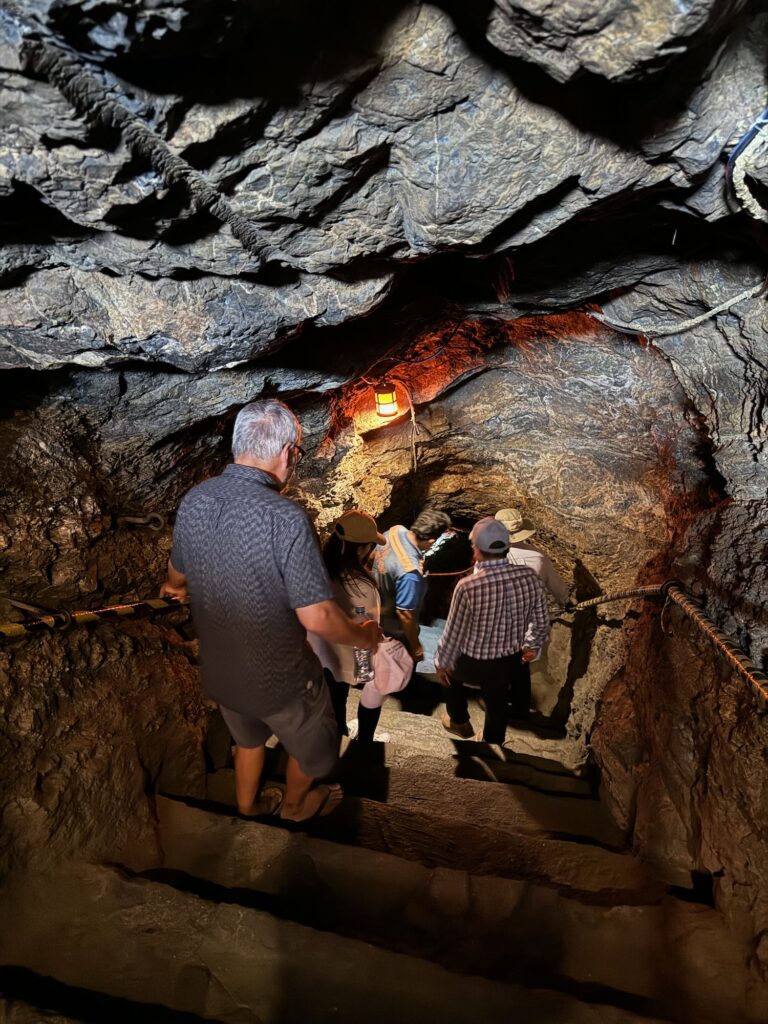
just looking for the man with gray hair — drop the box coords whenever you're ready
[161,399,379,822]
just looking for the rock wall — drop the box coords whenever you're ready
[0,0,767,988]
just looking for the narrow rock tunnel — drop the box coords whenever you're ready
[1,1,767,1022]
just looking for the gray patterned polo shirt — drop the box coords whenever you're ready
[170,463,334,716]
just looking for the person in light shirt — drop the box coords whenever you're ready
[308,510,389,743]
[493,507,571,721]
[494,508,570,607]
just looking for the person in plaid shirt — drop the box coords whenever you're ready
[435,517,550,743]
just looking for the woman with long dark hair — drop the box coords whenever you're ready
[309,510,389,743]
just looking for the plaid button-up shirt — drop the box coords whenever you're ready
[435,560,550,673]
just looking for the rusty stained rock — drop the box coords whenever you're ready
[592,600,768,998]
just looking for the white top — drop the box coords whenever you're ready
[308,574,381,685]
[506,543,569,606]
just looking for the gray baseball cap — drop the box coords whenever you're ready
[470,517,510,554]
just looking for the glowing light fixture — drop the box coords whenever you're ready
[374,381,398,418]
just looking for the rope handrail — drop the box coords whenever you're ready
[2,578,766,706]
[0,597,185,640]
[570,585,664,609]
[570,580,768,706]
[586,275,768,338]
[1,2,264,260]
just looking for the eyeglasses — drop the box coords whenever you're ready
[292,443,306,465]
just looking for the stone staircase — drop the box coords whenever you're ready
[0,688,760,1024]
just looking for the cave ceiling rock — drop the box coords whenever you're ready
[215,1,755,270]
[224,2,753,262]
[0,71,146,226]
[0,227,261,280]
[637,12,768,178]
[659,159,734,223]
[167,98,268,158]
[227,115,406,269]
[491,249,685,315]
[226,4,676,265]
[0,267,393,372]
[44,0,246,61]
[1,3,761,285]
[86,364,347,455]
[486,0,748,83]
[600,257,768,499]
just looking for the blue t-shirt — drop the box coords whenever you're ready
[373,525,426,635]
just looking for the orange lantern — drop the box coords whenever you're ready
[374,381,398,418]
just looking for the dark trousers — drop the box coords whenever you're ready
[325,672,350,736]
[446,652,529,744]
[324,670,381,742]
[508,660,531,719]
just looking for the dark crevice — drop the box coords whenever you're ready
[669,870,716,907]
[0,966,224,1024]
[0,182,89,244]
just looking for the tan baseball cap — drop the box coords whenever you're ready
[494,507,536,543]
[334,510,385,545]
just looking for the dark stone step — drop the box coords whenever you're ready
[208,762,623,849]
[0,865,671,1024]
[335,740,596,800]
[151,796,753,1024]
[0,967,216,1024]
[334,738,594,797]
[193,772,661,903]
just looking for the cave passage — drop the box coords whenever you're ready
[2,0,768,1021]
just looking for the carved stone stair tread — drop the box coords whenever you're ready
[193,776,663,901]
[0,865,670,1024]
[341,686,591,775]
[336,740,594,797]
[153,795,753,1024]
[208,763,623,848]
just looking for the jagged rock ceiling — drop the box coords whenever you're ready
[0,1,766,368]
[0,1,764,502]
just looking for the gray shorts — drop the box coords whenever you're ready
[219,678,338,779]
